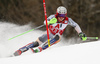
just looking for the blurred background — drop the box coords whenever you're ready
[0,0,100,38]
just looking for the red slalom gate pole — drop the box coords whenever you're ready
[43,0,50,47]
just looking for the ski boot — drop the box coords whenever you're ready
[30,47,43,53]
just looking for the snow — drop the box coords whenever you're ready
[0,41,100,64]
[0,22,100,64]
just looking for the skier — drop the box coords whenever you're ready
[13,6,87,56]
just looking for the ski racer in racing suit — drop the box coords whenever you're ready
[13,6,87,56]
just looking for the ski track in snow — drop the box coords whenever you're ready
[0,22,81,58]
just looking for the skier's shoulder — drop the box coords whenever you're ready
[67,17,78,27]
[67,17,76,23]
[68,17,73,21]
[46,14,56,22]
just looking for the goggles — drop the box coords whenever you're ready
[58,14,66,18]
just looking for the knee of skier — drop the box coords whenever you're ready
[38,33,54,44]
[36,38,43,45]
[31,41,39,47]
[55,33,61,43]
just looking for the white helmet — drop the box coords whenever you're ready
[57,6,67,14]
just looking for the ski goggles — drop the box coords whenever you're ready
[58,14,66,18]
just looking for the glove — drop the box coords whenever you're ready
[48,18,57,25]
[44,18,57,25]
[79,32,87,41]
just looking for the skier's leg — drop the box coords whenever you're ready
[14,33,54,56]
[41,34,61,50]
[32,34,61,53]
[14,41,39,56]
[38,33,54,44]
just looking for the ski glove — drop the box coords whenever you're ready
[79,32,87,41]
[44,18,57,25]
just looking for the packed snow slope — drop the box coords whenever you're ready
[0,22,100,64]
[0,41,100,64]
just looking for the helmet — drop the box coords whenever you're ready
[56,6,67,17]
[57,6,67,14]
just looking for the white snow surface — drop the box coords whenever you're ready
[0,22,100,64]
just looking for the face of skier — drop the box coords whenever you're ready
[58,17,65,21]
[57,14,66,21]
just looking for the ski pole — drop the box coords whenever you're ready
[87,37,98,40]
[8,18,57,41]
[8,24,45,40]
[82,37,99,42]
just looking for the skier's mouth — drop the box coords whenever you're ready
[58,17,65,21]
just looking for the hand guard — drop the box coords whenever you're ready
[79,32,87,41]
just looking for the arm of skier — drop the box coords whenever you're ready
[75,24,87,41]
[68,18,87,41]
[44,15,57,25]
